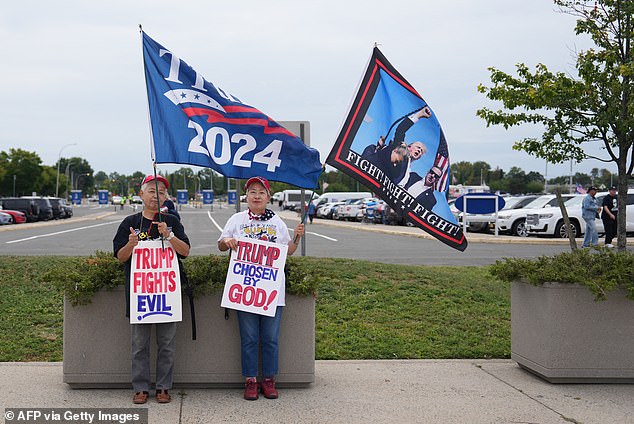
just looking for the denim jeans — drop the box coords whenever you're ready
[237,307,283,377]
[130,322,177,392]
[582,218,598,247]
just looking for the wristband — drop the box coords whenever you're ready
[165,231,175,241]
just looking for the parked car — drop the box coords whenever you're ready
[45,197,66,219]
[0,209,27,224]
[333,199,359,220]
[383,205,414,226]
[111,195,123,205]
[0,197,40,222]
[130,195,143,204]
[527,189,634,238]
[21,196,54,221]
[316,201,344,219]
[494,194,579,236]
[458,195,540,233]
[337,197,379,221]
[0,211,13,225]
[364,200,387,223]
[59,198,73,218]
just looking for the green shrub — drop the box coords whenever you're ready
[44,251,319,305]
[45,251,124,306]
[489,248,634,301]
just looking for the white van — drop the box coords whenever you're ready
[281,190,315,210]
[311,192,372,208]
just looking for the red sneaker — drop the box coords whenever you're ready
[244,378,258,401]
[260,378,278,399]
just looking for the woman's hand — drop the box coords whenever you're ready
[294,223,305,239]
[220,237,238,251]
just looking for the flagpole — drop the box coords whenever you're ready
[140,25,164,249]
[292,165,324,244]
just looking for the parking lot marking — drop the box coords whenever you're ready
[207,211,224,232]
[289,229,338,242]
[5,221,119,244]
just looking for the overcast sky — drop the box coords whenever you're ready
[1,0,607,182]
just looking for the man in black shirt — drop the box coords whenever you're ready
[113,174,190,404]
[601,186,618,247]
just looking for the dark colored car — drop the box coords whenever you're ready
[0,198,40,222]
[60,199,73,218]
[21,197,54,221]
[46,197,66,219]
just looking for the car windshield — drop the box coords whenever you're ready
[522,195,575,209]
[501,197,526,210]
[561,196,584,207]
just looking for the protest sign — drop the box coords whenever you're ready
[130,240,182,324]
[221,237,287,317]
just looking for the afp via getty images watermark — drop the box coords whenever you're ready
[4,408,148,424]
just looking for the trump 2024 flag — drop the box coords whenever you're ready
[326,47,467,251]
[141,31,322,189]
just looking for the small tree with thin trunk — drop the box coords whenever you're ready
[478,0,634,250]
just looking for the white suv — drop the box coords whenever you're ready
[527,189,634,238]
[495,194,578,236]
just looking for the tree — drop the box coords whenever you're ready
[93,171,109,190]
[478,0,634,250]
[0,149,43,196]
[57,157,94,197]
[36,166,58,196]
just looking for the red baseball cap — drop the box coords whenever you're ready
[142,174,169,189]
[244,176,271,194]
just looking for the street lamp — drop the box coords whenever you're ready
[74,173,91,191]
[56,143,77,197]
[64,160,75,201]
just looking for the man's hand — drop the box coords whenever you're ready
[155,221,169,238]
[128,227,139,247]
[416,106,432,119]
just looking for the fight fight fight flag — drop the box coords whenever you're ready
[141,31,322,189]
[326,47,467,251]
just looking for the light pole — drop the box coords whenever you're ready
[56,143,77,197]
[13,175,16,197]
[74,173,90,191]
[64,161,74,201]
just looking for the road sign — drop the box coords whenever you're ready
[455,193,505,214]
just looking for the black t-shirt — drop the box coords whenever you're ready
[601,194,617,215]
[113,212,190,317]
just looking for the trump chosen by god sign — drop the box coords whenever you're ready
[130,240,182,324]
[221,237,287,317]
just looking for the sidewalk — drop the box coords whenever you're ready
[1,360,632,423]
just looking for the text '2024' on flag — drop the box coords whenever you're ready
[326,47,467,251]
[141,30,322,189]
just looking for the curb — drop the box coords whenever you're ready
[278,211,634,246]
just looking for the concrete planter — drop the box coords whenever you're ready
[63,286,315,388]
[511,281,634,383]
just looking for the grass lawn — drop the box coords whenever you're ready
[0,256,510,362]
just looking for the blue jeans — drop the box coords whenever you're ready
[582,218,598,247]
[237,307,283,377]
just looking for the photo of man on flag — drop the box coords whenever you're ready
[141,30,321,189]
[327,47,467,251]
